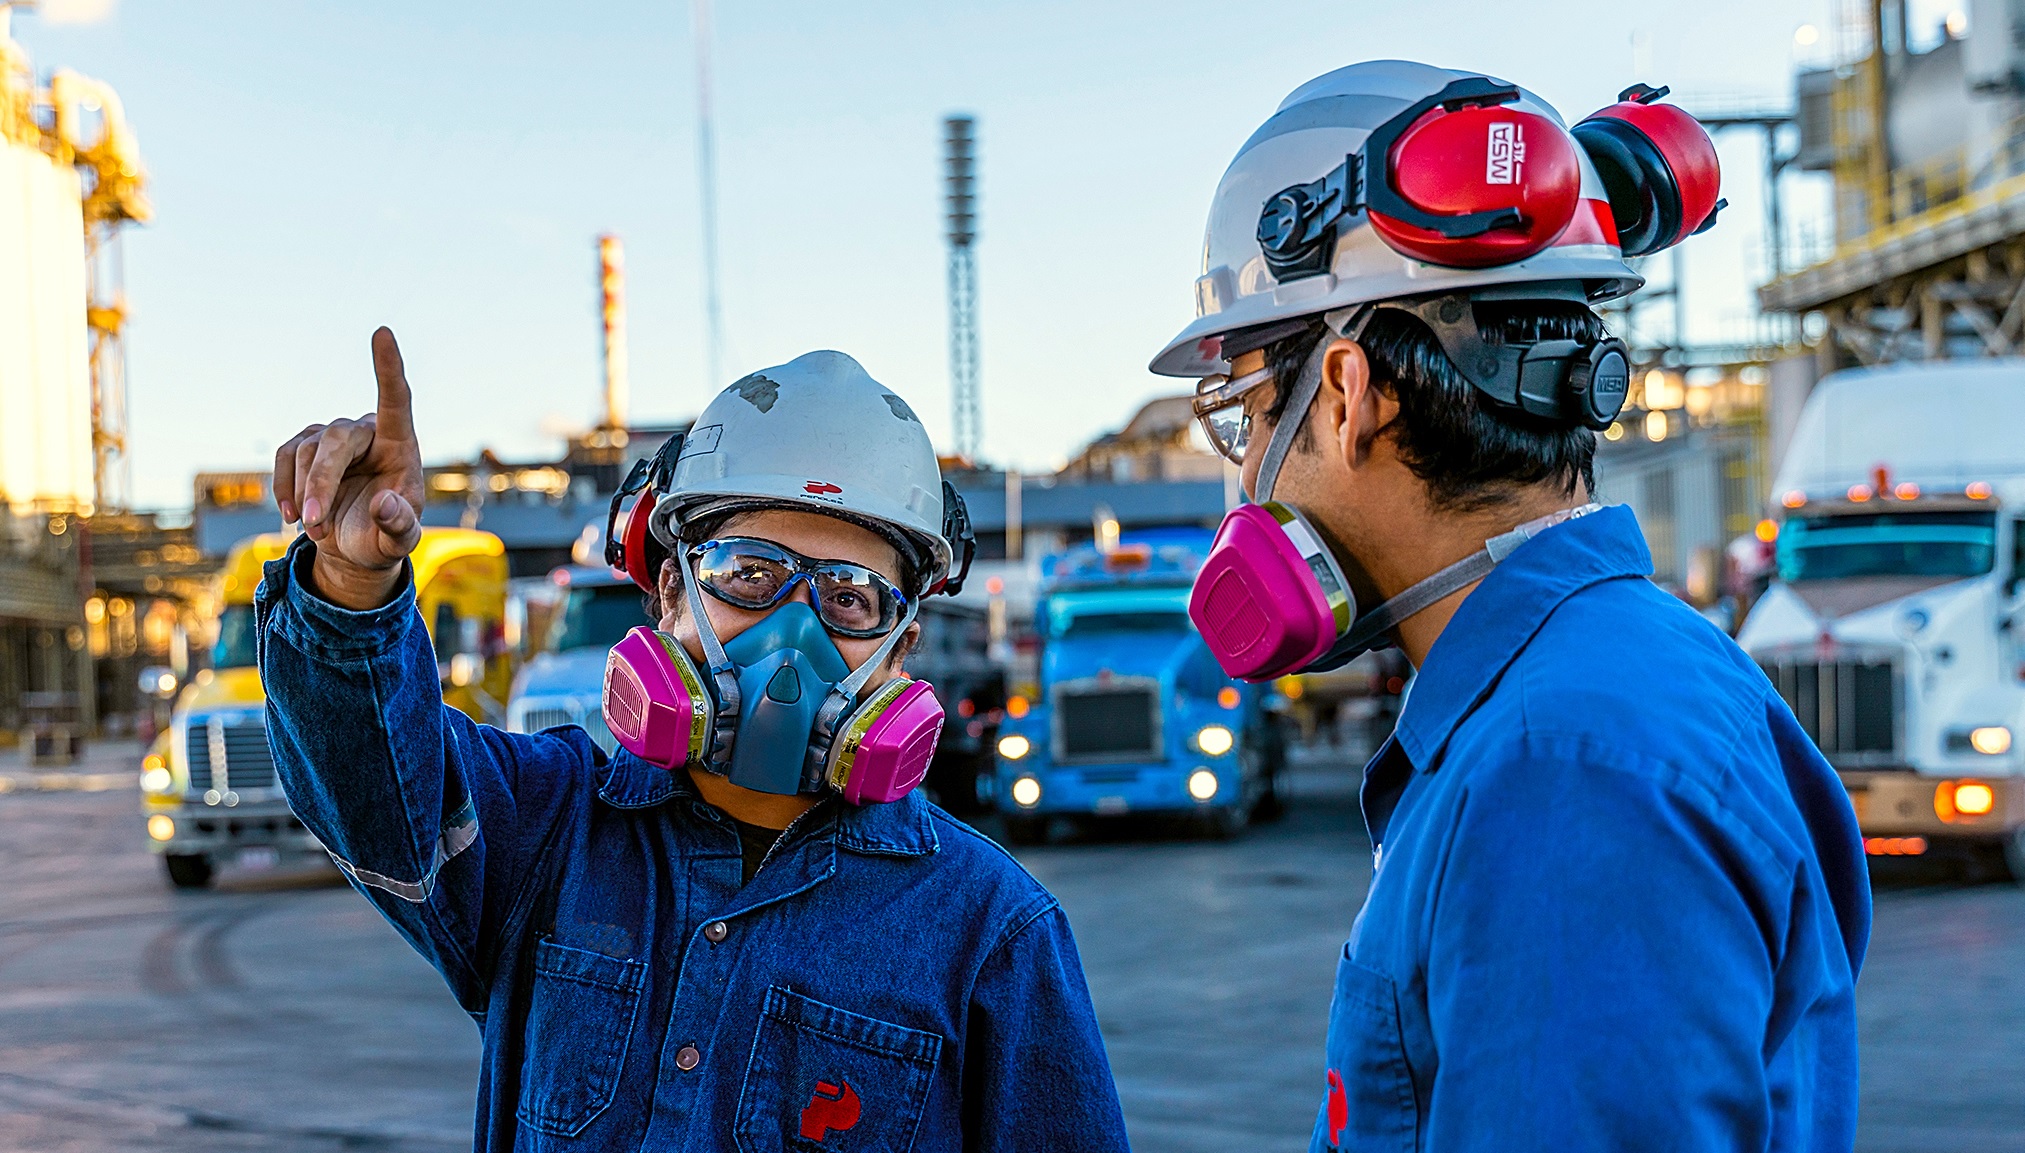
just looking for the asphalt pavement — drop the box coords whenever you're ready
[0,741,2020,1151]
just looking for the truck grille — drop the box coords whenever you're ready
[185,712,279,795]
[1054,680,1161,764]
[1758,653,1900,767]
[512,699,616,753]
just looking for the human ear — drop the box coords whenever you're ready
[887,622,922,672]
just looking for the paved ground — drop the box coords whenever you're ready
[0,741,2020,1151]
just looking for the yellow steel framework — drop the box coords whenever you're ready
[0,11,150,511]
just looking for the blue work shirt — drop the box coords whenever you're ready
[1312,505,1869,1152]
[254,539,1129,1153]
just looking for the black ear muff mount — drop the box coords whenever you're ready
[1374,293,1630,430]
[605,432,687,592]
[935,480,976,597]
[1571,84,1725,258]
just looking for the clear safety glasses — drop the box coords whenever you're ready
[1192,365,1275,465]
[689,537,908,638]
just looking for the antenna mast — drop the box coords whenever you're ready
[944,115,980,462]
[695,0,725,390]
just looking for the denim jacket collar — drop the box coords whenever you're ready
[1394,504,1653,773]
[596,751,939,858]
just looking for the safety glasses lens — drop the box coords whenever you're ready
[1198,401,1250,464]
[692,539,903,636]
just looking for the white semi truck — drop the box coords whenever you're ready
[1738,360,2025,878]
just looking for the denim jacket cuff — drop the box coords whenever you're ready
[257,534,419,663]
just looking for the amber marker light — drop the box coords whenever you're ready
[1847,484,1873,502]
[1782,490,1808,509]
[1967,481,1994,500]
[1217,686,1241,709]
[1005,695,1030,719]
[1894,482,1921,500]
[1754,519,1779,543]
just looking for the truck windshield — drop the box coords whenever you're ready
[550,584,647,652]
[1052,610,1192,639]
[213,604,258,669]
[1778,510,1997,582]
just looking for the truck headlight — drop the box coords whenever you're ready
[147,814,176,842]
[1187,768,1220,801]
[1972,726,2013,755]
[1010,776,1042,808]
[139,753,173,794]
[1194,725,1234,757]
[997,734,1031,761]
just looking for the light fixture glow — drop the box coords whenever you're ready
[1010,776,1042,808]
[997,734,1031,761]
[147,814,176,842]
[140,766,173,794]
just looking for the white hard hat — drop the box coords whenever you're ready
[1149,60,1644,379]
[650,350,959,594]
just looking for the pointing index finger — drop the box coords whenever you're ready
[371,327,416,441]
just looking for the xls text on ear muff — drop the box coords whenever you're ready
[1572,84,1724,258]
[1257,76,1586,277]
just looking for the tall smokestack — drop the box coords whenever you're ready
[598,233,628,431]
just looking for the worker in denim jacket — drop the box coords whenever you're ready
[256,331,1129,1152]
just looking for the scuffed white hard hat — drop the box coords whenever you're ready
[650,350,955,593]
[1150,60,1643,379]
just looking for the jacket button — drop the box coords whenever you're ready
[675,1045,701,1072]
[704,921,729,943]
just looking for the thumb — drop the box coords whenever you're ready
[371,488,423,559]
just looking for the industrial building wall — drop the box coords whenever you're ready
[0,134,92,513]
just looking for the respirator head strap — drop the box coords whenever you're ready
[1252,305,1372,503]
[807,596,921,791]
[681,555,743,768]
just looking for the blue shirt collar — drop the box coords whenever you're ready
[1394,503,1653,772]
[597,751,938,857]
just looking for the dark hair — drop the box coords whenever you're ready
[1261,301,1601,512]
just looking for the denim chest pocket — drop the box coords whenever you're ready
[516,939,649,1138]
[1315,948,1418,1153]
[736,987,943,1153]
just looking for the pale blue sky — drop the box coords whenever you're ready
[12,0,1895,508]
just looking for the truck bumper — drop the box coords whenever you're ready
[144,797,324,860]
[1840,770,2024,852]
[991,760,1241,816]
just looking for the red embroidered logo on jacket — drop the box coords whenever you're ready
[1325,1067,1349,1149]
[799,1080,861,1143]
[805,481,843,495]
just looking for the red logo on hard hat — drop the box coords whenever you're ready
[1325,1068,1348,1148]
[805,481,843,495]
[799,1080,861,1142]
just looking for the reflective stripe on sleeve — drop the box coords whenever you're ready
[326,798,479,904]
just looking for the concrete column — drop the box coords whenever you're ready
[1768,352,1822,491]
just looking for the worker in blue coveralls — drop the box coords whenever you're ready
[1151,61,1870,1150]
[256,330,1130,1152]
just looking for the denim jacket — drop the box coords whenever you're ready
[255,539,1130,1152]
[1313,506,1869,1152]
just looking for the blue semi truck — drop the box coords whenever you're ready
[988,532,1286,840]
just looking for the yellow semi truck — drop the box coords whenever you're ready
[140,528,510,889]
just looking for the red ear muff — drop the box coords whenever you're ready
[1572,84,1721,257]
[1371,104,1583,268]
[1256,77,1587,278]
[617,487,659,592]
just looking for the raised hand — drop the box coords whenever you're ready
[273,327,427,609]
